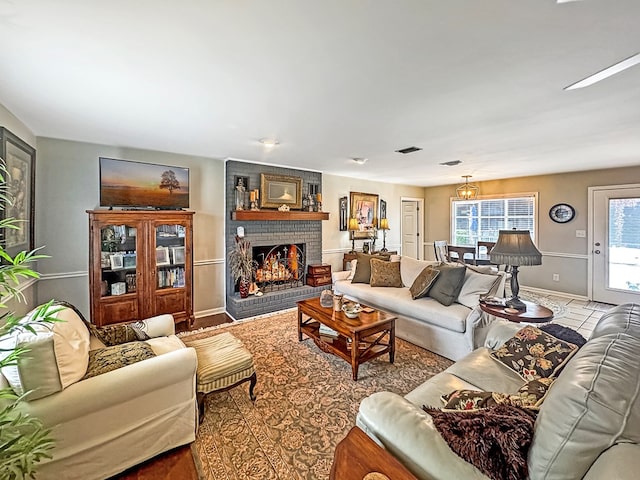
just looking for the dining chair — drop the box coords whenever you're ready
[477,241,496,256]
[447,245,476,265]
[434,240,449,262]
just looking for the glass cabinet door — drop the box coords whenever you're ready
[155,224,186,290]
[100,224,138,297]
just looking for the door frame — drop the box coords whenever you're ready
[587,183,640,301]
[400,197,425,260]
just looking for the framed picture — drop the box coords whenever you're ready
[109,253,124,270]
[171,246,186,264]
[123,253,137,268]
[0,128,36,255]
[339,196,348,231]
[350,191,379,239]
[260,174,303,209]
[380,199,387,219]
[155,246,170,266]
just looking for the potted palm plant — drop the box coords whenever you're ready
[228,236,257,298]
[0,160,56,478]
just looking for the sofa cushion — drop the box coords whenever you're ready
[370,258,403,287]
[456,269,502,309]
[590,302,640,339]
[490,326,578,381]
[334,279,470,333]
[409,266,440,299]
[0,304,90,401]
[529,329,640,479]
[400,256,438,287]
[82,341,156,379]
[446,347,525,393]
[428,264,467,306]
[351,252,389,284]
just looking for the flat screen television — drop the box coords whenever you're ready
[99,157,190,209]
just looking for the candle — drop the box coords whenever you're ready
[254,189,259,200]
[317,193,322,203]
[250,191,256,202]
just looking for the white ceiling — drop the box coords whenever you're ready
[1,0,639,186]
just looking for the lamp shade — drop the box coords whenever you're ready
[348,218,359,231]
[490,230,542,266]
[379,218,389,230]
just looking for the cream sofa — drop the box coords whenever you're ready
[332,255,506,360]
[356,303,640,480]
[0,305,198,480]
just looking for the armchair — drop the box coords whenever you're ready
[0,304,198,480]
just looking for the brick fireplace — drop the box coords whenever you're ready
[225,160,328,319]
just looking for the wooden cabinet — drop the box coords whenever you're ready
[87,210,194,327]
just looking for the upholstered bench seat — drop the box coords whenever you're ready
[183,332,257,419]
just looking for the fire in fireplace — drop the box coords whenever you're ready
[252,243,306,292]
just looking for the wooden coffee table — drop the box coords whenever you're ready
[330,427,417,480]
[297,297,396,380]
[480,299,554,323]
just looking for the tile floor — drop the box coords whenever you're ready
[524,289,614,339]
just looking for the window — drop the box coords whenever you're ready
[451,194,537,246]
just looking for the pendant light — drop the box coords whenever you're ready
[456,175,479,200]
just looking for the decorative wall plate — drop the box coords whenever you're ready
[549,203,575,223]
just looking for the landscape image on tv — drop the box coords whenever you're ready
[100,157,190,209]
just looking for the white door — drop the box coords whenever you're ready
[402,200,419,259]
[591,186,640,304]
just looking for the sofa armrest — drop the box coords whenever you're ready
[483,320,523,349]
[583,444,640,480]
[357,391,488,480]
[138,313,176,337]
[20,346,197,425]
[332,270,350,283]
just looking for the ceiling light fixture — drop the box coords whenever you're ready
[259,138,280,147]
[564,52,640,90]
[440,160,462,166]
[456,175,479,200]
[352,157,368,165]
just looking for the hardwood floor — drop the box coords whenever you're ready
[112,312,232,480]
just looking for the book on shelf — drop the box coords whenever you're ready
[318,323,338,337]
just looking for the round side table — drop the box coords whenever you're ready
[480,300,554,323]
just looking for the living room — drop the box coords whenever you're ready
[1,1,640,479]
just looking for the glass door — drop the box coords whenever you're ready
[100,223,138,298]
[155,223,187,291]
[592,186,640,304]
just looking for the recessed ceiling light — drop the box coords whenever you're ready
[564,52,640,90]
[259,138,280,147]
[352,157,368,165]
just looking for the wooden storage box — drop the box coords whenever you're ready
[307,264,332,286]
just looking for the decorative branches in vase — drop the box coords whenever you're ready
[228,236,257,298]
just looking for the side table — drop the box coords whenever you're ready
[330,427,417,480]
[480,300,553,323]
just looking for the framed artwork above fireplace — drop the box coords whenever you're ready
[260,174,303,209]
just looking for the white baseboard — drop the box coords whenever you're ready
[194,307,227,318]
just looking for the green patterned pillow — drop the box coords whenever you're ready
[441,378,554,411]
[83,341,156,379]
[369,258,403,287]
[491,326,578,381]
[87,321,151,346]
[409,266,440,299]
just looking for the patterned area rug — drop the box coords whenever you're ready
[180,309,452,480]
[517,291,568,319]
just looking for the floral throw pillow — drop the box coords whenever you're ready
[441,377,554,411]
[491,326,578,380]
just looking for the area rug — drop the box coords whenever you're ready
[180,309,452,480]
[517,291,568,319]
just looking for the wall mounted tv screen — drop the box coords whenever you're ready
[99,157,190,209]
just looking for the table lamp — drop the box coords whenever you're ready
[379,218,390,252]
[348,218,359,253]
[489,230,542,310]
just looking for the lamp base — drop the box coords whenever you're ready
[505,297,527,311]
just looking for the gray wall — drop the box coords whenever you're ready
[423,166,640,296]
[35,137,226,318]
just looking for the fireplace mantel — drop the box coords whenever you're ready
[231,210,329,221]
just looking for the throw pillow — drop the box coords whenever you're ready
[83,341,156,379]
[456,269,502,308]
[0,303,90,401]
[369,258,404,287]
[346,259,358,280]
[422,404,537,480]
[427,264,467,306]
[351,252,388,284]
[491,326,578,381]
[539,324,587,348]
[87,321,151,347]
[409,266,440,299]
[440,378,553,411]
